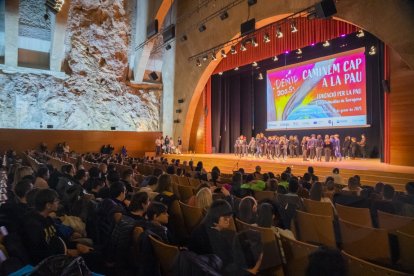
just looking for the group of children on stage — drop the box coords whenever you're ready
[234,133,367,162]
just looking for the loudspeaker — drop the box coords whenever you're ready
[174,119,181,123]
[111,126,116,130]
[220,11,229,20]
[47,124,53,129]
[382,79,390,93]
[147,20,158,39]
[241,18,255,36]
[178,98,184,104]
[163,25,175,43]
[149,71,158,81]
[315,0,337,18]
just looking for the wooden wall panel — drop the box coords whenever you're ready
[390,52,414,166]
[188,89,206,153]
[0,129,161,157]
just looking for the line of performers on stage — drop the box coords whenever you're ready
[234,133,367,162]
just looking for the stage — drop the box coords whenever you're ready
[166,153,414,192]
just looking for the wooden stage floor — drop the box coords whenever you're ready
[166,153,414,191]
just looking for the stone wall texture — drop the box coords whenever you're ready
[0,0,161,131]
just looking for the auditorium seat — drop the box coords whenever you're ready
[235,218,283,271]
[176,185,194,202]
[179,201,203,233]
[130,227,144,265]
[187,177,201,187]
[342,250,408,276]
[279,232,318,276]
[339,219,391,264]
[254,190,276,202]
[170,174,179,185]
[377,210,414,234]
[169,200,189,241]
[303,198,335,218]
[294,210,337,247]
[336,203,373,227]
[395,231,414,273]
[149,235,180,275]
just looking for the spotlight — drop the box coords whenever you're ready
[356,29,365,38]
[296,48,302,55]
[196,59,202,67]
[219,72,223,75]
[221,50,227,58]
[198,24,206,32]
[211,53,217,61]
[368,46,376,55]
[251,38,258,47]
[263,33,270,43]
[276,27,283,38]
[165,44,172,50]
[231,46,237,54]
[290,22,298,33]
[252,61,258,67]
[202,55,208,61]
[322,40,330,47]
[180,35,188,42]
[220,11,229,20]
[46,0,64,13]
[257,73,263,80]
[234,67,239,71]
[272,56,278,61]
[240,43,247,52]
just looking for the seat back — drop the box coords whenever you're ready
[169,200,189,241]
[279,233,318,276]
[395,231,414,273]
[130,227,144,265]
[254,191,276,202]
[178,176,190,186]
[295,210,336,247]
[188,177,201,187]
[378,211,414,235]
[149,235,180,275]
[303,198,335,218]
[235,218,283,270]
[177,185,194,202]
[342,250,408,276]
[179,201,203,233]
[339,219,391,264]
[336,204,372,227]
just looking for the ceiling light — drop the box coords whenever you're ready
[231,46,237,54]
[220,11,229,20]
[272,56,278,61]
[196,59,202,67]
[290,22,298,33]
[257,73,263,80]
[356,29,365,38]
[323,40,330,47]
[252,61,258,67]
[211,53,217,61]
[202,55,208,61]
[251,38,258,47]
[264,33,270,43]
[234,67,239,71]
[368,46,376,55]
[296,48,302,55]
[276,27,283,38]
[221,50,227,58]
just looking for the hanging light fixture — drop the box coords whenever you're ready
[356,29,365,38]
[276,26,283,38]
[290,21,298,33]
[368,46,376,55]
[257,73,264,80]
[211,52,217,61]
[231,46,237,54]
[221,50,227,58]
[263,33,271,43]
[251,37,258,47]
[272,56,278,61]
[323,40,330,47]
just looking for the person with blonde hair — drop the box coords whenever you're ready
[13,166,34,188]
[195,187,213,210]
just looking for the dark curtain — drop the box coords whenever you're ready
[211,32,384,158]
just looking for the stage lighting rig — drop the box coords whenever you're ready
[45,0,65,13]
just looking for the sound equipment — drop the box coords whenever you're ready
[315,0,337,18]
[149,71,158,81]
[147,20,158,39]
[47,125,53,129]
[111,127,116,130]
[198,24,207,32]
[241,18,255,36]
[163,25,175,43]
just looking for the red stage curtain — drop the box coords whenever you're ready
[213,17,358,74]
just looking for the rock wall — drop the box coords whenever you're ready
[0,0,160,131]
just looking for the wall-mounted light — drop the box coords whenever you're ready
[276,26,283,38]
[290,21,298,33]
[263,33,270,43]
